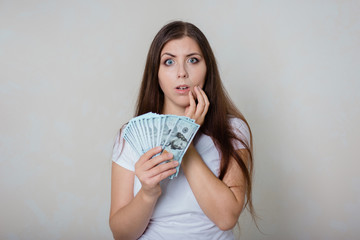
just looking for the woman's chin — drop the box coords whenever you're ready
[180,103,191,112]
[174,99,190,109]
[163,98,191,115]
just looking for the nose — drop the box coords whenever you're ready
[177,63,188,78]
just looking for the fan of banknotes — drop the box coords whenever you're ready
[123,112,200,179]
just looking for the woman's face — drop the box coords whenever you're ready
[158,36,207,115]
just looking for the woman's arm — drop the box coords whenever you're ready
[183,86,247,230]
[109,147,178,240]
[109,163,157,240]
[181,146,248,231]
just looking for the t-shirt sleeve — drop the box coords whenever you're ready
[112,127,139,172]
[229,117,251,150]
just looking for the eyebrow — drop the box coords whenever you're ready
[160,52,202,58]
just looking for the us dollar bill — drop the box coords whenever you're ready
[162,118,200,179]
[123,112,200,179]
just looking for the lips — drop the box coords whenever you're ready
[175,84,190,94]
[176,85,190,90]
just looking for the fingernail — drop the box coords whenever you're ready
[167,153,173,158]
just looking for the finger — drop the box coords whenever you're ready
[185,90,196,118]
[194,86,205,117]
[138,146,162,165]
[147,160,178,178]
[198,87,210,118]
[143,150,173,170]
[136,150,173,181]
[154,168,178,182]
[145,166,178,186]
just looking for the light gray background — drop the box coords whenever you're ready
[1,0,359,239]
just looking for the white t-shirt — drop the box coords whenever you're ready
[112,117,250,240]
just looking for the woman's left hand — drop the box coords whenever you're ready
[185,86,210,126]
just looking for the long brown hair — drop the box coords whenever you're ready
[135,21,256,220]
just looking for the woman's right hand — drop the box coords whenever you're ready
[135,146,178,198]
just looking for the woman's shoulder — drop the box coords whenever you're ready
[112,123,128,148]
[228,116,249,132]
[112,123,139,170]
[227,116,251,148]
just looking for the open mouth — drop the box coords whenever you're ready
[176,85,190,90]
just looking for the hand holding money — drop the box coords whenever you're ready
[135,147,178,196]
[185,86,210,126]
[123,112,200,179]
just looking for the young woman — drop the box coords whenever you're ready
[110,21,255,240]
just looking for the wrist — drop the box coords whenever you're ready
[182,143,198,166]
[183,143,194,157]
[139,187,161,203]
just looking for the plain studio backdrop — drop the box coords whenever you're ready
[1,0,359,239]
